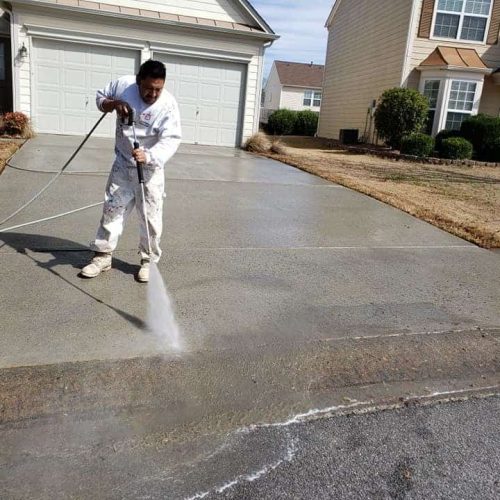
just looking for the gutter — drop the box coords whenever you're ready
[10,0,280,42]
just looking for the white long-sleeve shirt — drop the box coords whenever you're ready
[96,75,182,169]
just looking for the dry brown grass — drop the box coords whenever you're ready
[270,138,288,155]
[244,132,271,153]
[0,142,19,175]
[261,136,500,248]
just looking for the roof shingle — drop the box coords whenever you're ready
[275,61,325,88]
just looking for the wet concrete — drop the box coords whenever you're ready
[1,135,499,498]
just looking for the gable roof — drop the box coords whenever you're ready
[326,0,342,28]
[419,46,491,72]
[274,61,325,88]
[10,0,278,39]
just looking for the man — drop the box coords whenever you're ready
[81,60,181,283]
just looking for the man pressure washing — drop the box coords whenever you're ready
[81,60,181,283]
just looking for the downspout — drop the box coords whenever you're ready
[254,40,274,134]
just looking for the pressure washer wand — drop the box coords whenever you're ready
[128,108,152,258]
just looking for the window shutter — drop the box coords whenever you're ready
[418,0,436,38]
[487,0,500,44]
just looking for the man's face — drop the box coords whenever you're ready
[138,77,165,105]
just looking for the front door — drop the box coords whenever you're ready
[0,37,12,114]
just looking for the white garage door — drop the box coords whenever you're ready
[33,39,140,136]
[155,53,246,147]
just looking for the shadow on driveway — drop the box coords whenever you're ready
[0,232,146,329]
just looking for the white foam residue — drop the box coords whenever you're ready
[185,438,297,500]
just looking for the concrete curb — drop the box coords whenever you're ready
[1,329,499,426]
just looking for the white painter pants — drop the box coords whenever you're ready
[90,160,165,262]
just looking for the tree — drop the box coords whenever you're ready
[374,88,429,149]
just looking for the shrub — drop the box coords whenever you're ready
[483,136,500,162]
[435,129,463,156]
[439,137,473,160]
[1,112,34,138]
[460,114,500,159]
[400,133,435,157]
[270,139,287,155]
[244,132,271,153]
[374,87,429,148]
[295,110,319,136]
[267,109,297,135]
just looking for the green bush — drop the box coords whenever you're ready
[439,137,473,160]
[268,109,298,135]
[400,133,435,157]
[435,129,463,156]
[295,110,319,136]
[460,114,500,160]
[483,137,500,162]
[374,87,429,149]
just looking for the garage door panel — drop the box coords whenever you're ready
[155,53,245,147]
[33,39,139,137]
[64,69,87,89]
[37,89,61,109]
[222,86,241,103]
[220,107,239,124]
[62,48,87,66]
[200,83,220,101]
[178,82,199,100]
[199,126,218,145]
[90,71,113,89]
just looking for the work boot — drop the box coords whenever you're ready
[137,259,150,283]
[80,252,112,278]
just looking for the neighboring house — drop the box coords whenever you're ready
[318,0,500,142]
[0,0,278,147]
[261,60,324,122]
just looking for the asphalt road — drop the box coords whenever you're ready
[192,396,500,500]
[1,396,499,499]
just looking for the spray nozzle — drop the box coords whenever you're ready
[121,103,135,126]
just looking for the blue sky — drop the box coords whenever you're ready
[250,0,334,79]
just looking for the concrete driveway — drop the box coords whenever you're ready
[0,134,499,369]
[1,135,500,498]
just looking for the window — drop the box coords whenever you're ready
[445,80,477,129]
[423,80,441,134]
[433,0,492,42]
[304,90,322,107]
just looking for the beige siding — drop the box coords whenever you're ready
[13,4,264,143]
[318,0,414,140]
[406,0,500,114]
[478,76,500,116]
[263,63,281,110]
[281,87,321,111]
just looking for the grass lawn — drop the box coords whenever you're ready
[0,142,19,175]
[263,136,500,248]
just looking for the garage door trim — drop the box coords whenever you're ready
[150,42,253,64]
[25,24,146,50]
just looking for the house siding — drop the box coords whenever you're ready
[318,0,414,140]
[12,3,264,143]
[281,86,321,111]
[263,63,282,110]
[406,0,500,116]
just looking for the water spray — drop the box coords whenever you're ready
[127,107,183,352]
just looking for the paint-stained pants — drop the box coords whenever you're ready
[90,160,165,262]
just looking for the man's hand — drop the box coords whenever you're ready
[133,148,148,165]
[101,99,130,118]
[113,100,131,119]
